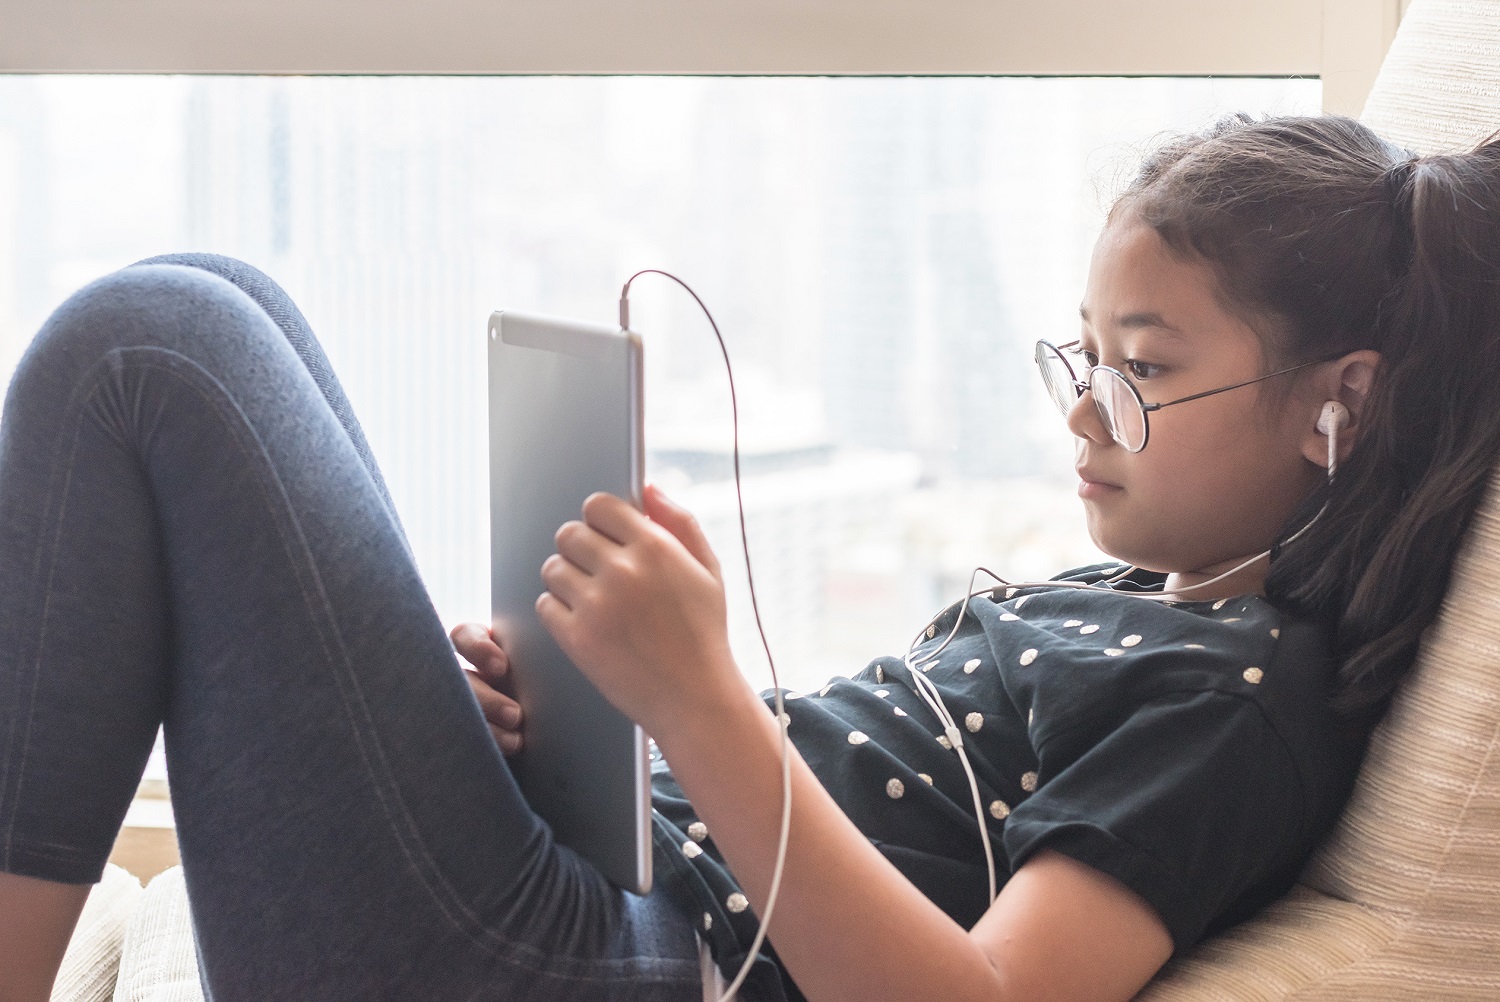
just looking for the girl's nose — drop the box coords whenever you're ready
[1065,385,1113,445]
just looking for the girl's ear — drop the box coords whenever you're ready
[1300,349,1383,469]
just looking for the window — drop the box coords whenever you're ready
[0,75,1320,782]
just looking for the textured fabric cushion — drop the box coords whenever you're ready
[50,863,142,1002]
[113,866,204,1002]
[1360,0,1500,154]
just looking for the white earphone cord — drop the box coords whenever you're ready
[620,272,789,1002]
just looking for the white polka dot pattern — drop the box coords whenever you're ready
[703,912,713,931]
[1021,771,1039,792]
[1064,619,1083,628]
[1080,624,1100,635]
[875,689,889,698]
[1122,635,1142,647]
[688,822,708,843]
[726,893,749,914]
[1000,612,1020,622]
[893,706,907,717]
[1105,648,1124,656]
[1213,598,1228,610]
[1242,667,1264,684]
[918,773,933,785]
[990,799,1011,819]
[937,734,953,750]
[848,730,869,745]
[1019,648,1038,666]
[682,840,703,859]
[965,712,984,732]
[964,658,981,673]
[886,778,906,799]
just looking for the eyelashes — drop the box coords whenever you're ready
[1071,347,1163,382]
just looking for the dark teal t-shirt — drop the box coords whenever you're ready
[650,565,1370,1001]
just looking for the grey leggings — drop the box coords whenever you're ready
[0,256,705,1000]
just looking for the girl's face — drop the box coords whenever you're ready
[1071,217,1325,582]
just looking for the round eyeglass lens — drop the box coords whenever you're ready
[1034,343,1081,415]
[1091,367,1148,452]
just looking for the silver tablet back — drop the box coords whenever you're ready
[487,310,650,894]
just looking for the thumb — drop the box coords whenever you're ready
[645,484,720,575]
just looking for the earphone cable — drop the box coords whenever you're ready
[620,270,790,1002]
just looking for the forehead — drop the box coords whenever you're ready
[1081,219,1260,353]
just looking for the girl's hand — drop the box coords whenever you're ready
[450,622,524,756]
[536,484,742,735]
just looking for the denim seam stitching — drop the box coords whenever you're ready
[1,356,124,872]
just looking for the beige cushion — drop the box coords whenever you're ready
[1361,0,1500,154]
[50,864,142,1002]
[113,867,204,1002]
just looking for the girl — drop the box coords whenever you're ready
[4,113,1499,1002]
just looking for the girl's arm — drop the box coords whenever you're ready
[538,487,1173,1002]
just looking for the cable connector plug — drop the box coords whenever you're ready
[945,725,965,750]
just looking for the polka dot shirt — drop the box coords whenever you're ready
[650,564,1370,1000]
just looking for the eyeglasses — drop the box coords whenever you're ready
[1034,339,1328,453]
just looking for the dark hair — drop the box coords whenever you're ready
[1115,113,1500,721]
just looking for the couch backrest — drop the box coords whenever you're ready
[1360,0,1500,154]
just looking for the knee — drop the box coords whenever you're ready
[13,264,272,394]
[131,252,269,291]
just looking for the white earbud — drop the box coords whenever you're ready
[1318,400,1349,477]
[1317,400,1349,436]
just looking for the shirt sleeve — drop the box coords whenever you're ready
[1000,689,1304,952]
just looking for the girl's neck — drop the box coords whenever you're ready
[1163,552,1270,602]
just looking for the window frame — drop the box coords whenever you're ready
[2,0,1403,114]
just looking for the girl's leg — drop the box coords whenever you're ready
[0,259,702,1001]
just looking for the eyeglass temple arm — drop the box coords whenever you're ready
[1141,357,1326,412]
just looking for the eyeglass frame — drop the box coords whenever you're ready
[1035,338,1336,453]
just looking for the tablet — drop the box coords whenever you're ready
[487,309,650,894]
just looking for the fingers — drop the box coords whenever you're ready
[464,670,523,756]
[540,553,593,610]
[450,622,510,685]
[644,484,721,575]
[580,491,646,544]
[553,519,610,575]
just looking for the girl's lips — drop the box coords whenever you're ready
[1076,468,1122,499]
[1078,479,1123,499]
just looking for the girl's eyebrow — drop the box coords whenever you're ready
[1078,306,1187,338]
